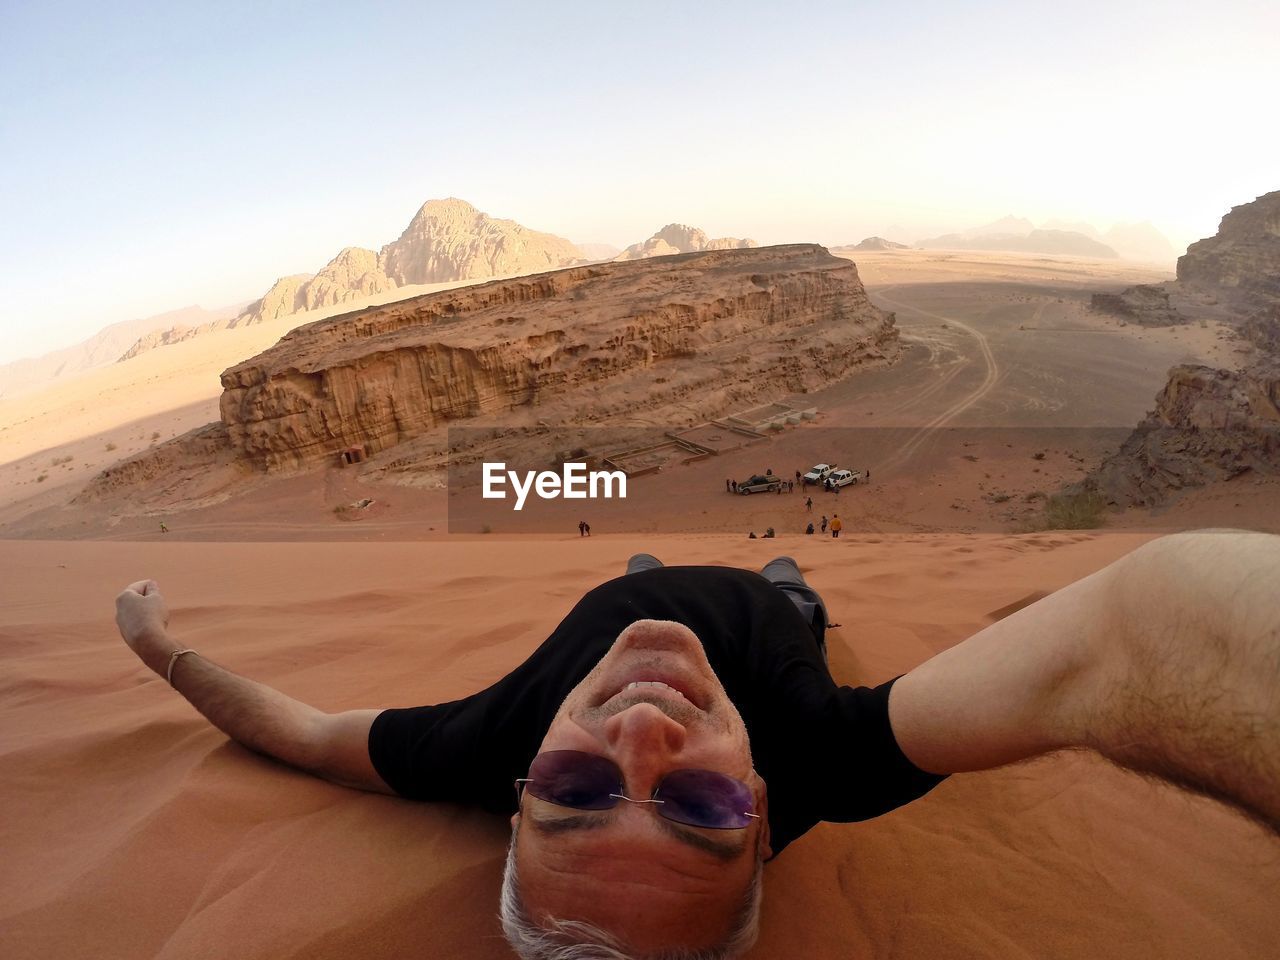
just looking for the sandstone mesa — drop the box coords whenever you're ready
[83,245,896,501]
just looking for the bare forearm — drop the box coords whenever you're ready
[116,580,389,792]
[152,639,328,773]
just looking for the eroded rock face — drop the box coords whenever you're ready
[1177,191,1280,303]
[1091,191,1280,330]
[614,224,756,261]
[212,244,896,471]
[300,247,393,312]
[379,198,582,285]
[1081,362,1280,506]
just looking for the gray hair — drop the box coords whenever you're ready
[499,832,764,960]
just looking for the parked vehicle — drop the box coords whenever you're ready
[827,468,862,487]
[737,474,783,494]
[802,463,835,485]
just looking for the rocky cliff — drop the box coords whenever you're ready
[1177,191,1280,304]
[1080,362,1280,506]
[118,199,581,361]
[614,224,756,261]
[96,245,896,481]
[1091,191,1279,329]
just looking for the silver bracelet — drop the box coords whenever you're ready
[166,648,198,686]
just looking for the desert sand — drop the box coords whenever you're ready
[2,249,1277,958]
[2,533,1277,959]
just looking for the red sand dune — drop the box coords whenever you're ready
[2,532,1275,958]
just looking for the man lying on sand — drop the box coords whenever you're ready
[115,530,1279,959]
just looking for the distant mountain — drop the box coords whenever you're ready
[921,215,1175,264]
[0,304,241,398]
[118,199,584,362]
[850,236,910,251]
[380,198,582,286]
[917,228,1119,258]
[614,224,756,261]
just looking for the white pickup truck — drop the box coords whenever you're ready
[827,468,862,487]
[802,463,836,485]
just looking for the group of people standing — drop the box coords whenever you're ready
[804,514,843,538]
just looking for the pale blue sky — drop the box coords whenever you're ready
[1,0,1276,363]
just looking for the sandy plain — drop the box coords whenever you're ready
[1,249,1277,958]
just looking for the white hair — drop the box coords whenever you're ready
[499,831,763,960]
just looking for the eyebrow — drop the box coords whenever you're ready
[526,810,749,862]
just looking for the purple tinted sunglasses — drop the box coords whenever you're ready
[515,749,760,830]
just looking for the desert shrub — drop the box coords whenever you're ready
[51,455,72,466]
[105,442,117,451]
[1041,490,1107,530]
[480,524,493,534]
[37,474,47,482]
[152,431,161,440]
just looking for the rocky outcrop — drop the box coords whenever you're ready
[159,245,895,474]
[1089,285,1186,327]
[1177,191,1280,305]
[1241,305,1280,354]
[119,323,212,360]
[118,199,581,362]
[76,422,237,504]
[380,198,582,285]
[614,224,756,261]
[300,247,393,312]
[1090,191,1279,333]
[850,237,909,251]
[1080,363,1280,507]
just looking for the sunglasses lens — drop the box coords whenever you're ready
[656,769,756,829]
[526,750,620,810]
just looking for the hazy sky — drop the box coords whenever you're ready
[1,0,1276,364]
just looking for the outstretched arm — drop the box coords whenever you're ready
[115,580,392,794]
[888,531,1280,833]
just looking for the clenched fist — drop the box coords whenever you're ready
[116,580,176,675]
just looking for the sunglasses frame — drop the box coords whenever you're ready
[515,749,761,830]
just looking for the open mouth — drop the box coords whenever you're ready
[602,674,705,712]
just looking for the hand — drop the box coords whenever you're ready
[115,579,175,674]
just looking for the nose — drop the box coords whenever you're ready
[604,702,688,793]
